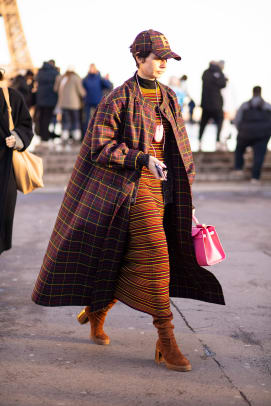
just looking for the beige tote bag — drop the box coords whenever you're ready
[2,87,44,194]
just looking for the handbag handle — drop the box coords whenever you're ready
[192,215,200,224]
[1,87,15,131]
[192,215,207,228]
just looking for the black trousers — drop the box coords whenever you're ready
[38,106,54,141]
[235,136,270,180]
[199,109,224,142]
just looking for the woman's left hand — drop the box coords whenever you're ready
[6,135,16,148]
[192,208,196,217]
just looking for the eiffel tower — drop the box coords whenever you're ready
[0,0,33,73]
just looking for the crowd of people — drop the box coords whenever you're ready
[5,53,271,182]
[168,61,271,183]
[9,61,113,149]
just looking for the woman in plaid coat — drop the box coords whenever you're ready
[32,30,224,372]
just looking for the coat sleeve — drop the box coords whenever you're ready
[53,75,61,92]
[10,89,34,151]
[101,77,113,91]
[76,78,86,98]
[85,97,144,170]
[212,71,227,89]
[234,102,247,130]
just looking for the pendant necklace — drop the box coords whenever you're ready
[154,80,164,142]
[135,73,165,147]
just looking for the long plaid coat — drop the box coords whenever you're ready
[32,76,225,310]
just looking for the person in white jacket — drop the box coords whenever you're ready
[54,66,86,142]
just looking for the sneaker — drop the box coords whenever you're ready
[250,178,261,185]
[72,129,82,141]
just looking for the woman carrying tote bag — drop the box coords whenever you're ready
[0,68,33,254]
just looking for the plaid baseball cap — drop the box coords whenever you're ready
[130,29,181,61]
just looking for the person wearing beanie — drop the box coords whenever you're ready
[32,30,225,372]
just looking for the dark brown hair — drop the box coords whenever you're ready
[253,86,261,96]
[131,50,152,68]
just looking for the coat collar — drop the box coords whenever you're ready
[125,73,170,111]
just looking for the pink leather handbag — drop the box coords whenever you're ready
[192,215,226,266]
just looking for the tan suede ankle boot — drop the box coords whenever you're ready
[153,314,191,372]
[78,299,117,345]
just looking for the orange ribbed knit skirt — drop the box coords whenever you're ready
[114,141,171,317]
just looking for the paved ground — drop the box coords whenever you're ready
[0,182,271,406]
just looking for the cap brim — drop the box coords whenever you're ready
[155,49,181,61]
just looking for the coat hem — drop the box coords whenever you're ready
[31,292,225,308]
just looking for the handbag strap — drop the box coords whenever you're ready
[1,87,15,131]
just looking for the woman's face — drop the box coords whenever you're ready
[89,64,97,74]
[137,53,167,80]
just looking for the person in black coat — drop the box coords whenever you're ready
[0,69,34,254]
[233,86,271,183]
[36,60,59,142]
[198,61,227,149]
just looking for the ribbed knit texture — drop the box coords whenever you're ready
[114,84,171,317]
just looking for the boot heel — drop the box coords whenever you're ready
[77,309,89,324]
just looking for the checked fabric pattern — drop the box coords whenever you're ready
[130,29,181,61]
[32,75,225,311]
[114,86,171,317]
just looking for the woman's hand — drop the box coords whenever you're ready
[148,156,167,180]
[6,135,16,149]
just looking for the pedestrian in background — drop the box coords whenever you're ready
[168,76,184,108]
[179,75,195,122]
[10,70,30,106]
[36,60,58,144]
[25,70,36,110]
[54,65,86,144]
[188,99,196,123]
[32,30,224,373]
[0,68,33,254]
[169,75,195,121]
[11,70,36,112]
[82,63,113,132]
[198,61,227,151]
[179,75,196,123]
[233,86,271,184]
